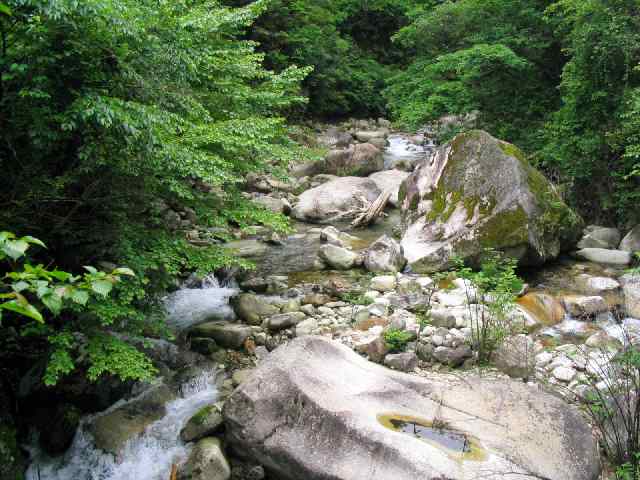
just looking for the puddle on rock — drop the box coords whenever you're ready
[378,414,487,462]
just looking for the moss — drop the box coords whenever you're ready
[450,130,484,154]
[425,187,463,223]
[192,405,215,426]
[499,138,583,248]
[478,206,529,248]
[409,194,419,211]
[462,196,479,220]
[498,141,527,164]
[398,182,407,205]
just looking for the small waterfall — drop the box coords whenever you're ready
[383,134,428,170]
[165,274,239,330]
[26,371,219,480]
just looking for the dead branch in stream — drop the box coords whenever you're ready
[351,189,391,228]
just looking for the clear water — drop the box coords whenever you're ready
[389,419,471,453]
[26,371,219,480]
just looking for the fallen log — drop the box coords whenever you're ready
[351,189,391,228]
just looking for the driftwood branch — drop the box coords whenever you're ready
[351,189,391,228]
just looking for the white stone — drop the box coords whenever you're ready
[295,318,319,337]
[370,275,397,292]
[553,366,577,383]
[575,248,632,265]
[535,351,554,367]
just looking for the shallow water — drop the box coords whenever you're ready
[377,413,487,462]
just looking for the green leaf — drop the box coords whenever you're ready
[36,282,52,298]
[70,288,89,306]
[91,279,113,297]
[112,267,135,276]
[0,231,14,242]
[22,236,46,248]
[0,3,11,16]
[12,281,30,293]
[3,239,30,260]
[42,293,63,315]
[0,300,44,323]
[49,270,72,282]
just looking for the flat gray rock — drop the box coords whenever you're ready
[224,336,599,480]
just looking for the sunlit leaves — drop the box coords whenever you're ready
[0,231,46,261]
[1,232,133,326]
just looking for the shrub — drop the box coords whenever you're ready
[0,231,154,385]
[384,328,414,353]
[565,327,640,479]
[453,249,523,364]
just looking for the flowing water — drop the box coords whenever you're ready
[164,274,238,330]
[383,134,430,170]
[26,371,219,480]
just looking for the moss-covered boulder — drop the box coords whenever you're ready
[399,130,583,272]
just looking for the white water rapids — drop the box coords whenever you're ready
[164,274,238,330]
[26,371,219,480]
[383,134,432,170]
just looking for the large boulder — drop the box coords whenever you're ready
[363,235,406,273]
[294,144,384,178]
[324,143,384,176]
[355,130,389,143]
[493,335,538,379]
[368,170,411,208]
[621,274,640,319]
[399,131,583,272]
[317,127,353,149]
[292,177,381,224]
[577,226,621,250]
[265,312,307,332]
[574,248,632,265]
[181,404,224,443]
[224,336,599,480]
[190,322,252,349]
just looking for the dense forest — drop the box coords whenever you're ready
[1,0,640,478]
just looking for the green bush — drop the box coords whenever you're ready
[0,231,154,385]
[384,328,414,353]
[340,292,374,306]
[453,249,523,364]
